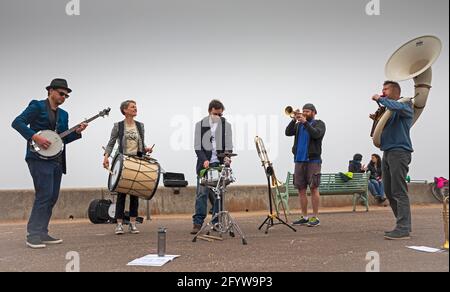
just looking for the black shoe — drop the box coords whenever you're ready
[384,230,410,240]
[41,235,63,245]
[26,236,46,249]
[385,228,412,235]
[376,197,387,204]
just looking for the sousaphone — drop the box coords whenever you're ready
[372,35,442,148]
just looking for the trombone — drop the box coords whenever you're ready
[255,136,288,220]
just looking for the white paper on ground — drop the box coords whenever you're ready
[406,246,445,253]
[127,255,180,267]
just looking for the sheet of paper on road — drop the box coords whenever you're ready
[127,255,180,267]
[406,246,445,253]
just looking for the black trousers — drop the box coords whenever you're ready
[115,193,139,219]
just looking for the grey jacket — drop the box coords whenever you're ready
[194,116,233,175]
[104,121,146,157]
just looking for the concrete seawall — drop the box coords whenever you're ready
[0,183,437,221]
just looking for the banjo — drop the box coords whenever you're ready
[30,108,111,160]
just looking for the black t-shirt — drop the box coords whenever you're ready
[46,100,63,164]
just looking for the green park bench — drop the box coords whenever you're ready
[274,172,371,214]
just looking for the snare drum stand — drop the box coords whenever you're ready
[192,166,248,245]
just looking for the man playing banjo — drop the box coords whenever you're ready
[12,79,88,249]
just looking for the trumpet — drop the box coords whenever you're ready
[285,106,301,119]
[443,195,449,250]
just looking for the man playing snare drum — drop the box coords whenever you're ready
[191,100,233,235]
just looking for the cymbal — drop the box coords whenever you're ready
[218,152,238,158]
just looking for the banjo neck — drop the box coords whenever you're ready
[58,114,101,139]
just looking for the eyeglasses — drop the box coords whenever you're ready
[55,90,70,98]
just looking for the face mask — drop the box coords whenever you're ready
[211,115,221,123]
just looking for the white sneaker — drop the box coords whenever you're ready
[129,223,140,234]
[115,223,125,235]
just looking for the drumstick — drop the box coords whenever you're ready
[100,146,113,173]
[106,168,114,175]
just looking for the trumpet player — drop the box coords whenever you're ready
[285,104,326,227]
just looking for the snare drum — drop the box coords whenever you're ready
[108,154,161,200]
[200,168,221,187]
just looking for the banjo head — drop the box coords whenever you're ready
[34,130,64,159]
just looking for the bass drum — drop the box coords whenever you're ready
[108,154,161,201]
[88,199,115,224]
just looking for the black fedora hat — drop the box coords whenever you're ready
[46,78,72,93]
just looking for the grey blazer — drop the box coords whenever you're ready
[104,121,146,157]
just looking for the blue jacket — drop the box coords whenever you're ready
[11,99,82,174]
[379,97,414,153]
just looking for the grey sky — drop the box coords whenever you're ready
[0,0,448,189]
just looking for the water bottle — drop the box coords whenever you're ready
[157,227,167,257]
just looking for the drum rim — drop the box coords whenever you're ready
[145,162,162,201]
[108,154,124,192]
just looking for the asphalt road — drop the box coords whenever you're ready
[0,205,448,272]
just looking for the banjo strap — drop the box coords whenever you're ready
[46,99,59,132]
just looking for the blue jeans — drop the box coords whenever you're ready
[368,179,385,198]
[193,178,219,226]
[27,159,63,238]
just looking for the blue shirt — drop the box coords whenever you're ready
[295,120,322,163]
[379,97,414,152]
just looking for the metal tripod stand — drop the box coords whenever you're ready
[192,165,248,245]
[258,166,297,234]
[255,136,296,234]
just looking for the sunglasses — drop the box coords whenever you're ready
[55,90,70,98]
[211,113,223,117]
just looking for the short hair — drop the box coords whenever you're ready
[120,100,136,115]
[208,99,225,112]
[384,81,401,95]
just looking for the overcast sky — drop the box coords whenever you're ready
[0,0,448,189]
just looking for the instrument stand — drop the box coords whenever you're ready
[193,167,248,245]
[258,167,297,234]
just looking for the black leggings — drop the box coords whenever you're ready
[115,193,139,219]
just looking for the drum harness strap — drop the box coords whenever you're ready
[118,121,145,155]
